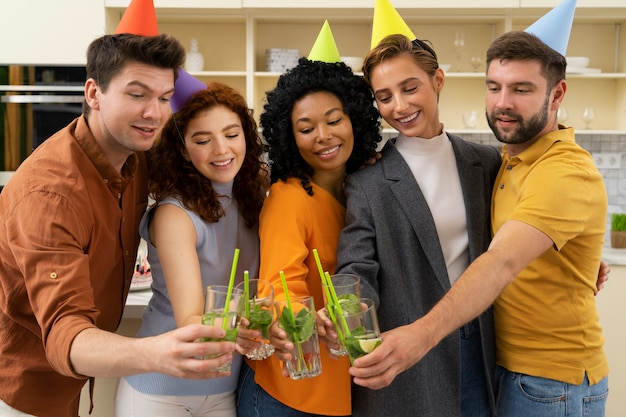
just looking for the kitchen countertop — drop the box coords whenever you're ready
[122,247,626,319]
[601,246,626,266]
[123,289,152,319]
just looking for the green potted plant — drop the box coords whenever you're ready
[610,213,626,248]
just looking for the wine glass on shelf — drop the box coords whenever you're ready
[453,32,465,72]
[582,107,595,130]
[462,110,478,129]
[469,54,482,72]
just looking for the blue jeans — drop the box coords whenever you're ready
[236,361,341,417]
[495,366,608,417]
[460,319,491,417]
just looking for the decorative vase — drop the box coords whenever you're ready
[610,230,626,248]
[185,38,204,72]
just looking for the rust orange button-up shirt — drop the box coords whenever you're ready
[0,116,148,417]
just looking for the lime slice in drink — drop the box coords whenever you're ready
[357,337,381,353]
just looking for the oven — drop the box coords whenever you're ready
[0,66,85,171]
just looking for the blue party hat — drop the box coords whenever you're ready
[524,0,577,56]
[170,68,207,113]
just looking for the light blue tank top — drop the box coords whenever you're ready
[125,181,259,396]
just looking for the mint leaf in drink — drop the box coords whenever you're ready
[337,294,360,315]
[294,308,314,342]
[279,305,314,342]
[202,311,219,325]
[279,306,297,334]
[201,312,239,342]
[248,306,273,339]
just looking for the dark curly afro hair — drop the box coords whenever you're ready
[260,58,381,195]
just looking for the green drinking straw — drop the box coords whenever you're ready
[321,274,346,346]
[312,249,348,342]
[325,271,352,338]
[312,249,326,285]
[279,270,294,316]
[279,270,309,372]
[244,270,250,318]
[222,248,240,330]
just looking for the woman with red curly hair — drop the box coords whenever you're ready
[115,82,268,417]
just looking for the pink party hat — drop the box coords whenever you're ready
[307,20,341,63]
[114,0,159,36]
[525,0,577,56]
[170,68,207,113]
[371,0,416,49]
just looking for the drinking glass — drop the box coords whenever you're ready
[453,31,465,72]
[583,107,595,129]
[275,295,322,380]
[469,54,482,72]
[323,274,361,356]
[235,278,275,360]
[202,285,244,372]
[462,110,478,129]
[341,298,382,365]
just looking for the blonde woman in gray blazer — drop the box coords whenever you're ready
[335,34,501,417]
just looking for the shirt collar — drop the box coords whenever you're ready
[74,115,139,182]
[502,126,575,164]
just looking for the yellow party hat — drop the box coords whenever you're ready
[307,20,341,63]
[371,0,415,49]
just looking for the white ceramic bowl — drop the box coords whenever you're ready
[440,64,451,72]
[341,56,363,72]
[566,56,590,68]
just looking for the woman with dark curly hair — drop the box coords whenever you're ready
[236,57,381,417]
[116,81,268,417]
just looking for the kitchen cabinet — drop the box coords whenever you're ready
[0,0,105,65]
[596,263,626,417]
[103,3,626,131]
[521,0,624,7]
[242,1,519,8]
[105,0,242,8]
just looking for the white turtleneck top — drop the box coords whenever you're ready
[395,131,469,285]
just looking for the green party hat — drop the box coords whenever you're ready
[307,20,341,63]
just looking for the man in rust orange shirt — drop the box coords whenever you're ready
[0,33,237,417]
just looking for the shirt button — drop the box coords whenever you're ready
[500,184,505,189]
[125,250,130,256]
[115,179,122,184]
[50,272,58,279]
[103,179,109,184]
[506,165,513,170]
[118,193,122,199]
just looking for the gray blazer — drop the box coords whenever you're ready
[336,134,501,417]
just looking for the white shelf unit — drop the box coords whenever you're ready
[102,4,626,131]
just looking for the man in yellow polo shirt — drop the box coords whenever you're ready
[482,30,608,416]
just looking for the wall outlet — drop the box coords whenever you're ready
[593,152,622,169]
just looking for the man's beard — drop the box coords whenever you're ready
[487,96,550,145]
